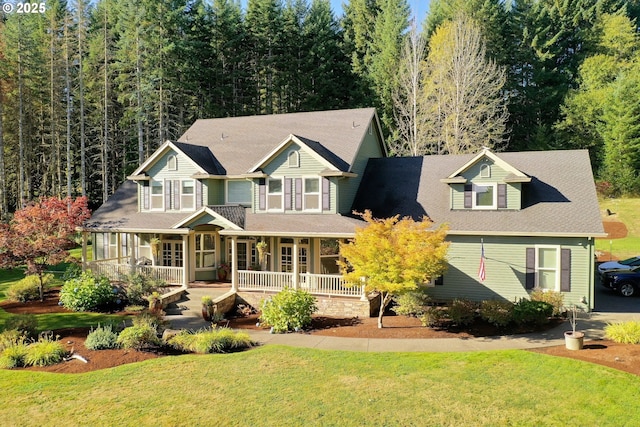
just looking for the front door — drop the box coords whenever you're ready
[162,242,183,267]
[237,241,248,270]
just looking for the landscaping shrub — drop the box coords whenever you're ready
[419,306,445,327]
[123,273,164,306]
[259,287,317,333]
[0,342,29,369]
[480,300,514,328]
[62,263,82,281]
[605,321,640,344]
[24,337,67,367]
[512,299,553,325]
[5,314,38,339]
[6,274,53,303]
[85,325,120,350]
[447,299,478,326]
[167,328,253,354]
[0,330,26,352]
[59,272,119,311]
[116,324,161,350]
[392,291,430,317]
[529,289,564,316]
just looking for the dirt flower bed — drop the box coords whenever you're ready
[2,291,640,376]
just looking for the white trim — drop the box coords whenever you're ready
[150,180,164,211]
[167,154,178,171]
[247,134,341,174]
[287,150,300,168]
[267,177,284,211]
[171,207,242,230]
[535,245,561,291]
[181,179,196,211]
[480,163,491,178]
[303,176,321,212]
[130,140,207,177]
[472,183,497,210]
[446,148,529,181]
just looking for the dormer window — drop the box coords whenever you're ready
[288,151,300,168]
[473,183,496,209]
[167,155,177,171]
[480,164,491,178]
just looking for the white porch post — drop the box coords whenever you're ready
[230,235,238,292]
[292,238,299,290]
[129,233,136,275]
[182,234,188,286]
[81,232,88,269]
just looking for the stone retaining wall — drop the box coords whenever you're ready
[237,291,374,318]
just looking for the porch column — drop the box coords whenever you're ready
[81,232,89,270]
[292,238,299,290]
[129,233,136,275]
[182,234,189,286]
[230,235,238,292]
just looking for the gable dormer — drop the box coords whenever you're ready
[246,134,356,214]
[128,141,220,212]
[441,149,531,211]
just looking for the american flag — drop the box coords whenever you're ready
[478,240,486,282]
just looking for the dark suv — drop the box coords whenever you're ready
[601,266,640,297]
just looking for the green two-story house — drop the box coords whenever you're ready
[83,108,385,303]
[82,108,605,312]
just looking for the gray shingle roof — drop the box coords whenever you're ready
[84,181,188,232]
[173,141,225,175]
[351,150,604,236]
[208,205,245,228]
[178,108,380,175]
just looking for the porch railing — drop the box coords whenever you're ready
[86,260,184,285]
[237,270,293,292]
[237,270,363,298]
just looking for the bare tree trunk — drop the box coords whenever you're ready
[65,18,73,198]
[102,6,109,203]
[18,20,25,208]
[77,0,87,197]
[0,83,6,218]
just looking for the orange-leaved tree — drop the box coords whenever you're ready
[339,210,449,328]
[0,197,91,300]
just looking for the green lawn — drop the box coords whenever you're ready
[0,345,638,426]
[597,198,640,259]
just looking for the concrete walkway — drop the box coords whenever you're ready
[164,285,640,353]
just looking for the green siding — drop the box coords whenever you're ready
[451,160,522,210]
[339,126,385,214]
[264,143,325,176]
[204,179,224,205]
[428,235,593,308]
[148,149,200,181]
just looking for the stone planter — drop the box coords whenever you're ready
[564,331,584,350]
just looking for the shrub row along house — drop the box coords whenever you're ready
[81,108,605,316]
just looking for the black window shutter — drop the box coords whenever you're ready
[464,184,472,208]
[498,184,507,208]
[285,178,292,210]
[295,178,302,210]
[322,178,330,210]
[195,180,203,209]
[525,247,535,289]
[259,179,266,210]
[173,180,180,210]
[561,249,571,292]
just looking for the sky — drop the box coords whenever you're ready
[329,0,431,24]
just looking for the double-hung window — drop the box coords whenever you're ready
[267,178,283,210]
[195,233,216,270]
[227,180,252,205]
[304,177,320,210]
[181,180,195,210]
[151,181,163,210]
[536,246,559,291]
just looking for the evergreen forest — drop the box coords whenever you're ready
[1,0,639,215]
